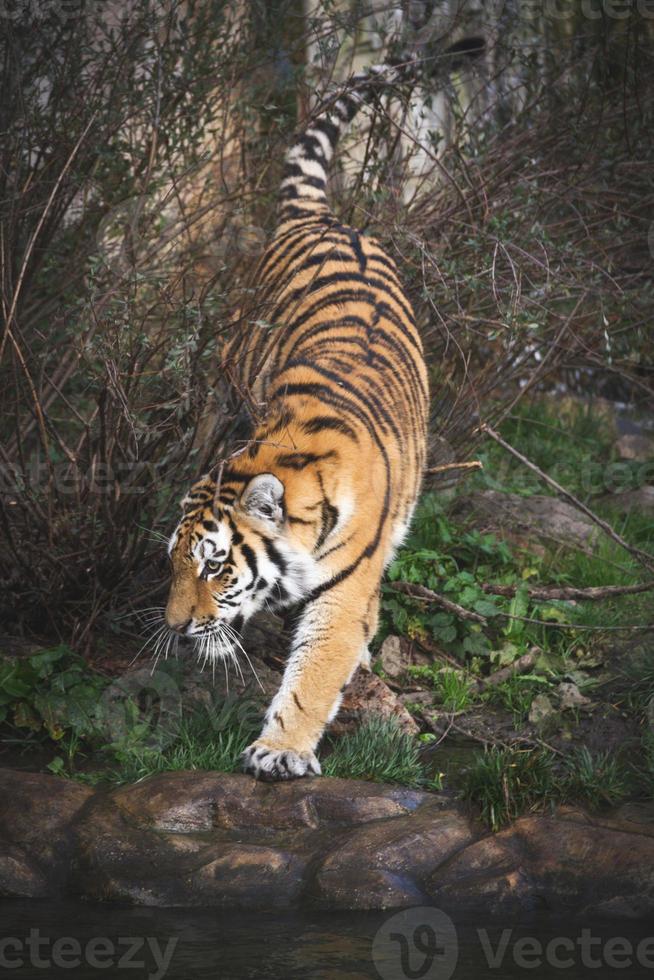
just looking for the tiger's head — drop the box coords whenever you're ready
[164,472,311,653]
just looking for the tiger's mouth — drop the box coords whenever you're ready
[187,619,263,687]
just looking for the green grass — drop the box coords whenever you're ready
[483,674,553,724]
[322,715,441,789]
[460,746,557,831]
[381,400,653,678]
[470,401,620,499]
[407,665,476,712]
[436,671,475,711]
[623,650,654,718]
[48,695,263,785]
[460,744,633,831]
[561,747,629,808]
[642,733,654,798]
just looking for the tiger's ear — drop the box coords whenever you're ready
[239,473,285,527]
[180,475,215,513]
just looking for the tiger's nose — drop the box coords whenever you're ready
[165,615,192,634]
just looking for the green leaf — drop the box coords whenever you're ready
[1,675,32,699]
[434,625,457,644]
[503,583,529,637]
[462,633,491,656]
[47,757,66,776]
[473,598,501,618]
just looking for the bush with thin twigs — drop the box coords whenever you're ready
[1,2,652,649]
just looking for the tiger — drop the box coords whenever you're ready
[164,52,470,780]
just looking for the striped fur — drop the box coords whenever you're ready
[166,60,440,780]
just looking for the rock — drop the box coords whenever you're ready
[108,770,425,834]
[0,770,93,898]
[328,667,419,736]
[429,808,654,916]
[528,693,556,725]
[557,681,591,710]
[70,772,429,907]
[452,491,598,547]
[428,832,538,915]
[397,691,434,709]
[599,486,654,515]
[1,769,654,914]
[309,801,477,910]
[377,635,408,680]
[616,433,654,461]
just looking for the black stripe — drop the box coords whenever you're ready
[259,232,358,292]
[276,450,337,470]
[284,270,416,328]
[280,359,404,442]
[279,203,323,220]
[347,228,367,274]
[312,116,340,145]
[263,537,287,574]
[240,542,258,579]
[296,133,327,162]
[287,514,315,526]
[268,379,392,574]
[301,415,359,441]
[315,496,339,551]
[273,287,423,363]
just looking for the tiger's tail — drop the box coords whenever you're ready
[279,37,485,221]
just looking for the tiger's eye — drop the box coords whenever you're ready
[205,559,223,574]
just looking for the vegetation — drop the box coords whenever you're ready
[322,716,441,790]
[1,2,652,644]
[0,645,106,741]
[460,747,557,832]
[562,747,629,810]
[460,744,636,832]
[0,2,652,823]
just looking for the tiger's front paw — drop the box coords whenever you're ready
[242,741,321,782]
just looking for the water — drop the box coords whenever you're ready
[1,900,653,979]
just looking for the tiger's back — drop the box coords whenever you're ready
[227,75,429,560]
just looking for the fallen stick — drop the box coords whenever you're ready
[390,581,488,624]
[443,721,564,757]
[482,581,654,602]
[471,648,538,693]
[425,460,483,475]
[479,423,654,574]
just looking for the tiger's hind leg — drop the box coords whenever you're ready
[242,566,380,780]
